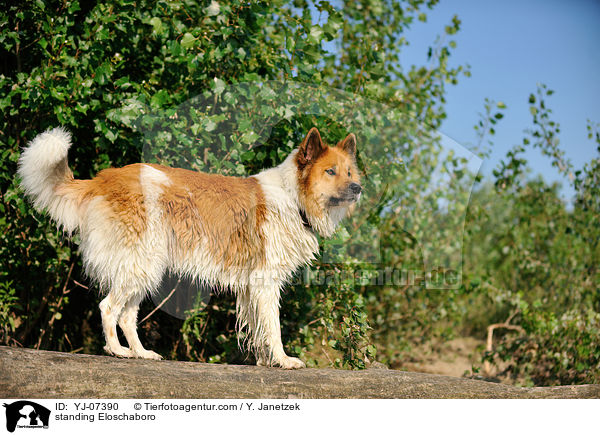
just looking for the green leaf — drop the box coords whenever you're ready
[307,26,323,44]
[213,77,226,95]
[150,89,169,108]
[180,32,196,49]
[149,17,163,35]
[241,151,254,161]
[204,1,221,17]
[67,1,80,13]
[204,119,217,132]
[240,131,259,145]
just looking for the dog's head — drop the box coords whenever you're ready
[295,127,361,236]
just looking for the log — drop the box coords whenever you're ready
[0,346,598,399]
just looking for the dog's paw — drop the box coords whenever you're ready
[104,345,134,358]
[134,349,163,360]
[277,356,306,369]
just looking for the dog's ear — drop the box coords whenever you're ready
[298,127,326,164]
[338,133,357,157]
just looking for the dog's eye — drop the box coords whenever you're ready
[326,168,336,176]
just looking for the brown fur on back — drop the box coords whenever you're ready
[59,164,148,242]
[60,163,267,269]
[151,164,267,269]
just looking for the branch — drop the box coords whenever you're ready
[1,346,598,399]
[483,314,525,375]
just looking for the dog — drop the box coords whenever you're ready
[18,126,361,369]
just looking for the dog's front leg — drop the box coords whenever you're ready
[246,276,305,369]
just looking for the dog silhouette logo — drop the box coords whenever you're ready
[3,401,50,432]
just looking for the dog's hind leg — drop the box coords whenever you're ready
[99,290,134,358]
[118,292,162,360]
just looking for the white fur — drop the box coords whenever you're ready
[17,127,80,233]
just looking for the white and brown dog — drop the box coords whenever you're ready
[18,127,361,369]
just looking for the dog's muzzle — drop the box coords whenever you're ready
[329,183,362,206]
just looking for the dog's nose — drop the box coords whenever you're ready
[349,183,362,194]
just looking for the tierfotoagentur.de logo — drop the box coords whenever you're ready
[3,401,50,433]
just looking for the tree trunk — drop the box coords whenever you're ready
[0,346,598,399]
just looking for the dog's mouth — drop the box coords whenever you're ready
[328,192,361,206]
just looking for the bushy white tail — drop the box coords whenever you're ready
[18,127,80,233]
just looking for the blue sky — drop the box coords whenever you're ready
[399,0,600,200]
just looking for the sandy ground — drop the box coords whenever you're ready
[398,337,485,378]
